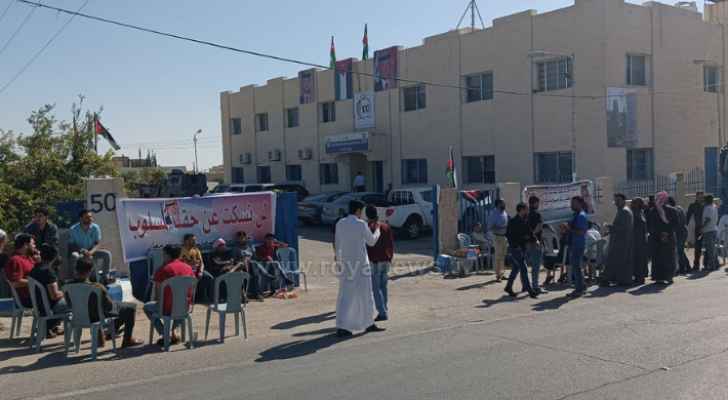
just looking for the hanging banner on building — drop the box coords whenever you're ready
[335,58,353,101]
[299,69,317,104]
[523,180,596,223]
[374,46,399,92]
[606,87,639,148]
[354,92,375,129]
[116,193,276,263]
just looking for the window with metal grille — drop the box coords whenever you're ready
[403,85,427,112]
[535,152,573,183]
[627,148,654,181]
[256,166,271,183]
[255,113,269,132]
[319,163,339,185]
[287,108,300,128]
[704,66,720,93]
[320,102,336,123]
[626,54,647,86]
[286,165,302,182]
[401,159,428,184]
[463,155,496,184]
[536,58,572,92]
[465,72,494,103]
[230,118,242,135]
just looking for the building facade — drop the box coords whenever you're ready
[221,0,728,194]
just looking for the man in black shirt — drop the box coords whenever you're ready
[685,191,704,271]
[29,244,67,337]
[24,207,59,249]
[505,203,538,299]
[527,196,545,294]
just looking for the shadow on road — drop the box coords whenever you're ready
[256,333,357,362]
[389,266,436,282]
[477,294,516,308]
[270,311,336,330]
[293,328,338,337]
[687,270,711,280]
[531,296,573,311]
[457,279,501,291]
[585,286,629,298]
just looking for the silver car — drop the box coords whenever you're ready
[320,192,388,225]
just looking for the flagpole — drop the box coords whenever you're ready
[92,114,98,155]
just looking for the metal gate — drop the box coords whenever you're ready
[459,189,499,235]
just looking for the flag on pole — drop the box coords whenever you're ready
[362,24,369,61]
[94,116,121,150]
[330,36,336,69]
[447,146,458,189]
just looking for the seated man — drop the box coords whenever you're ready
[143,244,195,346]
[232,231,269,301]
[72,259,143,348]
[208,239,237,277]
[24,206,59,249]
[69,209,112,281]
[5,234,38,309]
[254,233,291,295]
[29,244,68,338]
[180,234,205,278]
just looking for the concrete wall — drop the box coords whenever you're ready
[221,0,724,194]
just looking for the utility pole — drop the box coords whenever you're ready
[193,129,202,173]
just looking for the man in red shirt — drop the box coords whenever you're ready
[5,234,39,308]
[254,233,290,295]
[365,206,395,321]
[143,244,194,346]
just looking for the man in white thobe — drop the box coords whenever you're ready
[335,200,382,337]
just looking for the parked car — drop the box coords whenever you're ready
[321,192,388,225]
[376,187,436,239]
[207,183,308,200]
[265,183,310,202]
[298,191,347,225]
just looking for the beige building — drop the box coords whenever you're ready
[221,0,728,194]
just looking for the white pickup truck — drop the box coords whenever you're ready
[376,187,436,239]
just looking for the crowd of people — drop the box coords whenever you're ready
[0,206,297,350]
[472,190,723,300]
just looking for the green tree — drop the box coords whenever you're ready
[0,98,119,235]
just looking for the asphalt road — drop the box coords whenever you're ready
[3,228,728,400]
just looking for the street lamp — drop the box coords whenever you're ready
[694,59,723,147]
[193,129,202,174]
[529,49,577,182]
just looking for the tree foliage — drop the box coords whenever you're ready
[0,98,119,235]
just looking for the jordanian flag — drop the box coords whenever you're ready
[447,146,458,189]
[362,24,369,61]
[330,36,336,69]
[94,116,121,150]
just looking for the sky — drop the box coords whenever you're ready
[0,0,697,171]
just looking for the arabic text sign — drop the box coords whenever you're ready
[325,132,369,154]
[116,193,276,263]
[523,180,596,223]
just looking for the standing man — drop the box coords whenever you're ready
[24,207,59,249]
[669,197,690,275]
[567,197,589,298]
[504,203,538,299]
[702,195,719,271]
[68,209,111,278]
[353,172,366,193]
[686,191,705,271]
[631,198,650,284]
[526,196,545,294]
[488,199,509,282]
[647,192,679,284]
[335,200,382,338]
[601,193,633,287]
[365,205,395,322]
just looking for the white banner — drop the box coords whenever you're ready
[354,92,375,129]
[523,180,596,223]
[116,193,276,263]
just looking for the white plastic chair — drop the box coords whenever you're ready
[204,272,249,342]
[2,274,32,339]
[147,276,197,352]
[275,247,307,291]
[63,283,118,360]
[27,277,70,352]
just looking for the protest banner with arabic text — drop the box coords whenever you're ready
[116,193,276,263]
[523,181,596,223]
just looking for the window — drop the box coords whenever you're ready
[230,118,242,135]
[256,166,271,183]
[536,58,572,92]
[535,152,573,184]
[403,85,426,112]
[627,148,654,181]
[704,66,720,93]
[463,156,495,184]
[465,73,494,103]
[232,167,245,184]
[320,102,336,123]
[286,165,302,182]
[401,159,428,185]
[287,107,300,128]
[319,163,339,185]
[255,113,269,132]
[626,54,647,86]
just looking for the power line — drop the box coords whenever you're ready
[13,0,725,101]
[0,0,14,25]
[0,0,39,58]
[0,0,89,95]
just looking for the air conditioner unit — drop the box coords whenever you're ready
[298,148,313,160]
[241,153,252,165]
[268,149,282,162]
[297,149,305,160]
